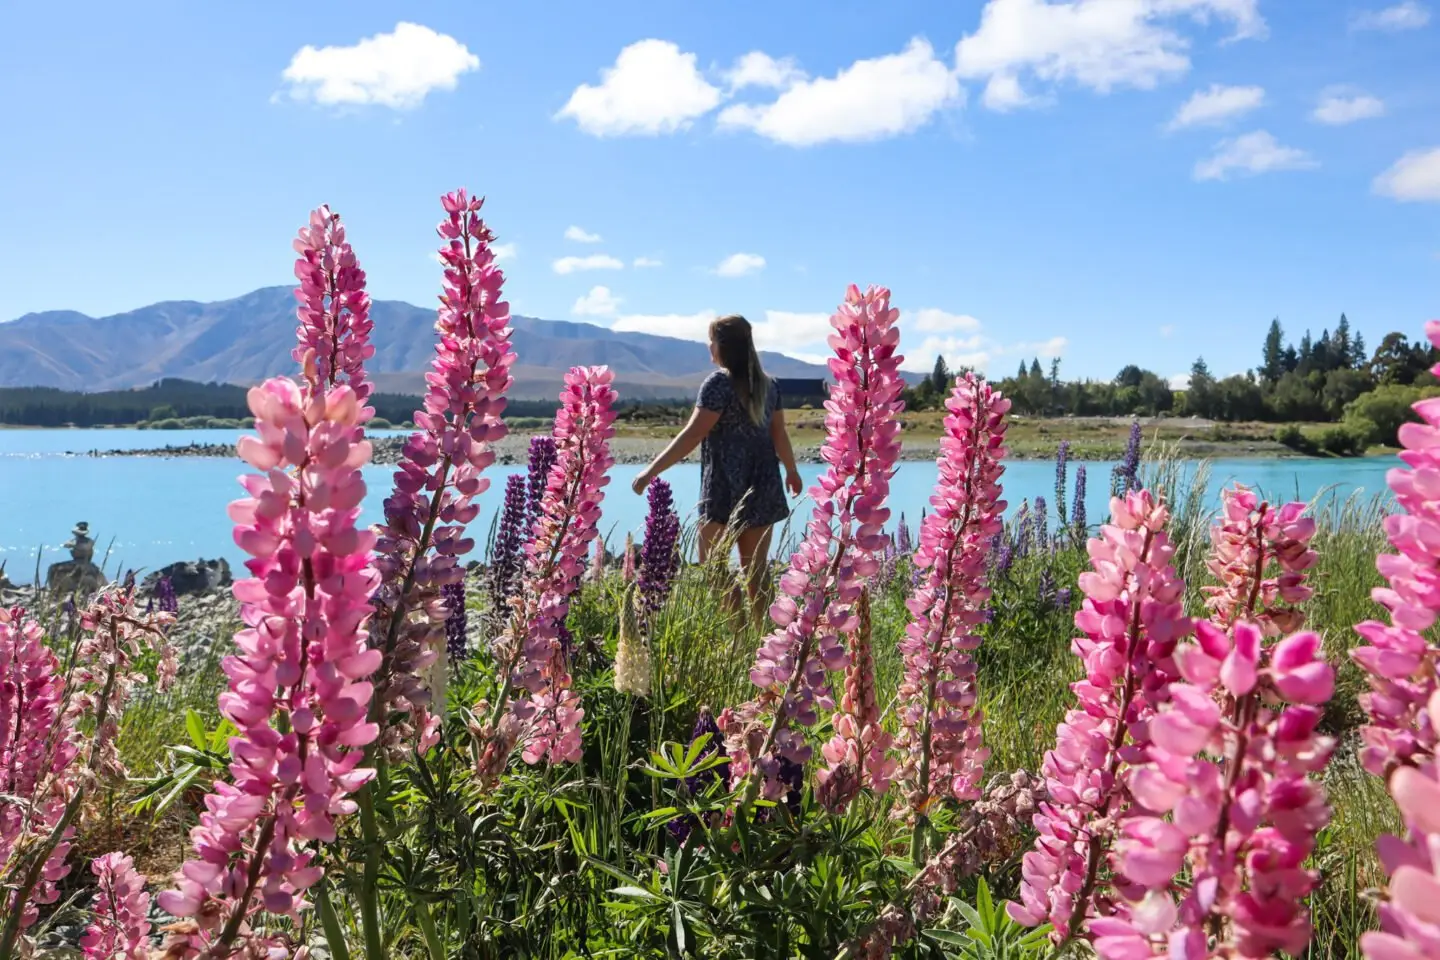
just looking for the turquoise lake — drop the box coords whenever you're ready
[0,428,1399,583]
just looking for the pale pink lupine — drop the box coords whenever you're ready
[1095,620,1335,959]
[1009,491,1191,941]
[474,366,617,778]
[292,205,375,407]
[1352,320,1440,780]
[725,284,905,803]
[81,852,152,960]
[1203,485,1316,636]
[69,585,177,783]
[1361,705,1440,960]
[155,379,380,948]
[0,607,79,939]
[893,373,1009,826]
[816,589,894,813]
[370,189,515,755]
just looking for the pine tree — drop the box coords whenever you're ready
[1334,315,1353,369]
[1353,331,1367,369]
[930,355,952,393]
[1260,318,1285,383]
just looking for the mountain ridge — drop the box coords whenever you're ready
[0,287,832,400]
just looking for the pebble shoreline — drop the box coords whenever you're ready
[76,433,947,465]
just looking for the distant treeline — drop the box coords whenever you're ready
[904,316,1440,453]
[0,378,566,427]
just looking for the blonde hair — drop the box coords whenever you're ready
[709,314,768,425]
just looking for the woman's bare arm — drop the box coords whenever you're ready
[632,406,720,493]
[770,407,803,497]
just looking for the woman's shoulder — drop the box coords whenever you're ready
[698,369,733,409]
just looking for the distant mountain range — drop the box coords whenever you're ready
[0,287,832,400]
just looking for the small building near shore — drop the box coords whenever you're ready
[773,377,829,408]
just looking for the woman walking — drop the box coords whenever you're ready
[631,315,802,619]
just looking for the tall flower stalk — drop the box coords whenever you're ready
[473,366,617,779]
[488,473,528,619]
[370,189,515,754]
[613,582,650,697]
[1352,320,1440,958]
[1072,464,1088,542]
[721,284,904,804]
[638,478,681,621]
[1009,490,1191,941]
[154,378,379,953]
[1054,440,1069,528]
[893,373,1008,857]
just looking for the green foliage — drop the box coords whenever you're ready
[1343,383,1440,447]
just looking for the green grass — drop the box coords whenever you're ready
[60,451,1402,957]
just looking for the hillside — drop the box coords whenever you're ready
[0,287,830,400]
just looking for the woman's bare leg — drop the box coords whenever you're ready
[736,524,774,626]
[698,521,744,615]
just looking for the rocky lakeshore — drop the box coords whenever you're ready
[77,433,947,465]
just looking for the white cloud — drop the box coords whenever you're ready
[1351,1,1430,31]
[1168,372,1192,389]
[1373,147,1440,202]
[982,73,1048,111]
[492,243,517,263]
[1312,89,1386,125]
[725,52,806,91]
[908,309,983,333]
[280,22,479,109]
[717,39,962,146]
[955,0,1266,108]
[556,39,721,136]
[1166,83,1264,130]
[1160,323,1176,337]
[612,310,718,342]
[632,256,663,268]
[1193,130,1317,181]
[552,254,625,274]
[565,225,602,243]
[572,285,623,317]
[751,312,834,352]
[713,252,766,277]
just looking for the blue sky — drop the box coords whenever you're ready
[1,1,1436,386]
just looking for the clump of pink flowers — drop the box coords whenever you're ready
[70,585,177,783]
[0,607,79,939]
[156,377,380,948]
[893,372,1009,831]
[1095,619,1335,959]
[1351,320,1440,958]
[724,284,905,804]
[1010,490,1191,939]
[473,366,616,781]
[81,852,152,960]
[370,189,515,754]
[1203,484,1316,636]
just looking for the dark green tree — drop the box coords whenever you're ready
[1260,318,1286,383]
[930,355,952,393]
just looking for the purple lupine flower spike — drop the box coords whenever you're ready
[1013,502,1032,561]
[1072,464,1088,542]
[1113,420,1142,495]
[156,576,178,614]
[638,478,681,619]
[1033,496,1049,551]
[897,513,913,555]
[489,473,528,617]
[443,580,468,660]
[1054,440,1069,524]
[525,436,557,529]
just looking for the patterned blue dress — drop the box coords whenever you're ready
[696,371,789,529]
